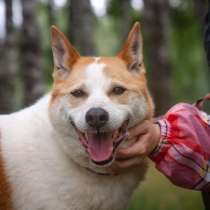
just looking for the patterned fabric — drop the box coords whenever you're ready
[150,99,210,191]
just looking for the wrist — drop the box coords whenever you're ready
[150,123,161,154]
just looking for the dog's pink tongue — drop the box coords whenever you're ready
[87,132,113,163]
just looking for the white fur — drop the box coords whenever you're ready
[0,59,148,210]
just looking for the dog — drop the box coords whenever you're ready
[0,22,154,210]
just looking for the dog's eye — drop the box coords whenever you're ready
[111,86,126,95]
[70,89,86,98]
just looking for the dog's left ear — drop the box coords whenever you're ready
[118,22,144,73]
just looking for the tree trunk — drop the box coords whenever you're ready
[47,0,56,26]
[143,0,171,116]
[192,0,207,24]
[107,0,132,50]
[68,0,96,55]
[0,0,17,113]
[111,0,132,45]
[20,0,44,107]
[119,0,132,44]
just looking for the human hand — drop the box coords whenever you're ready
[110,120,160,174]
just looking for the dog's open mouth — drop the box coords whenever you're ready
[72,120,129,165]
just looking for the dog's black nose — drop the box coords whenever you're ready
[86,108,109,129]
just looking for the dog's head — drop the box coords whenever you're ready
[49,22,154,169]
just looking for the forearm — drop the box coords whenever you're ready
[149,103,210,191]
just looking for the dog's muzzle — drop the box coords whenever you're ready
[71,108,129,166]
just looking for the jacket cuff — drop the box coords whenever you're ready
[149,119,170,158]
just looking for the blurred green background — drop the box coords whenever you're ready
[129,163,204,210]
[0,0,209,209]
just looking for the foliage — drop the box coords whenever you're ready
[169,0,209,103]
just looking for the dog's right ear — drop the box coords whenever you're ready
[51,26,80,79]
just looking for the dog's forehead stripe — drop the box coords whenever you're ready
[85,59,111,91]
[94,57,101,63]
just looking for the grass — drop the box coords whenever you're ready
[128,162,204,210]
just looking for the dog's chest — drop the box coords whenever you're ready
[10,158,145,210]
[2,133,146,210]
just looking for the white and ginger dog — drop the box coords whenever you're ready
[0,22,154,210]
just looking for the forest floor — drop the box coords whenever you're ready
[128,161,204,210]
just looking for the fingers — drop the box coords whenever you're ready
[109,156,145,174]
[108,121,160,175]
[116,134,149,159]
[128,120,151,139]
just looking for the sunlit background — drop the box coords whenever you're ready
[0,0,209,209]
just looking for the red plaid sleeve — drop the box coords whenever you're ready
[150,103,210,191]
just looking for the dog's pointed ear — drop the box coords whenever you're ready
[118,22,144,73]
[51,25,80,78]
